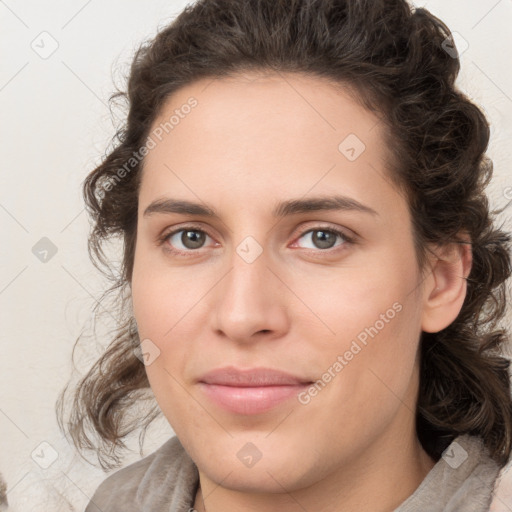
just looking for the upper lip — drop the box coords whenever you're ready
[198,366,313,387]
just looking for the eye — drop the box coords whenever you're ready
[294,227,353,251]
[160,226,215,254]
[158,224,354,257]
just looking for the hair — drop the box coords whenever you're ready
[56,0,512,471]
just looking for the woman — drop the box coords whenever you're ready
[56,0,512,510]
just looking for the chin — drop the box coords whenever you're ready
[196,442,318,493]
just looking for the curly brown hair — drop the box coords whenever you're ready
[56,0,512,471]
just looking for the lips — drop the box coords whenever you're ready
[198,366,312,386]
[197,366,313,415]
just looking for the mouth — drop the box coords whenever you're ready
[197,366,314,415]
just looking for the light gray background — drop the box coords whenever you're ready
[1,0,512,510]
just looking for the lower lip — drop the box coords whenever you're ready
[198,383,311,415]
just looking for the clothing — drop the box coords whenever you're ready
[84,434,501,512]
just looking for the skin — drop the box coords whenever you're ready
[130,70,472,512]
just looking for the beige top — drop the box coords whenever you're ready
[84,434,502,512]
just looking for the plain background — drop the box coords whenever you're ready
[1,0,512,510]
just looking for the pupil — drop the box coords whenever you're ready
[183,230,205,249]
[314,230,335,249]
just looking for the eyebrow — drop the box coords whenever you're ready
[143,195,378,218]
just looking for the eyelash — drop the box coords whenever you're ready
[157,223,356,257]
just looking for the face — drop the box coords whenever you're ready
[131,71,429,494]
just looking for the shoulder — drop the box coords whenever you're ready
[84,435,199,512]
[396,434,501,512]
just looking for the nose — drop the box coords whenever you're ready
[210,246,290,344]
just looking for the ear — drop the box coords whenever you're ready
[421,235,472,333]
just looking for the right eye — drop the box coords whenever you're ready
[159,226,217,255]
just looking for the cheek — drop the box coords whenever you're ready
[130,251,214,422]
[296,245,423,412]
[131,245,211,339]
[298,246,420,355]
[294,292,422,452]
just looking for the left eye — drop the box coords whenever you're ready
[294,228,349,250]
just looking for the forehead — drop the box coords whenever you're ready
[147,70,384,154]
[139,71,402,217]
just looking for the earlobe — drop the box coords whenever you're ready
[421,238,472,333]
